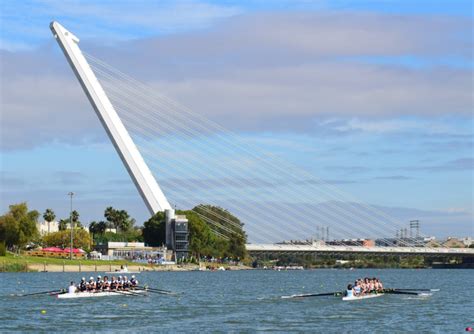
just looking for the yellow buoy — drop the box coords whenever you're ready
[41,310,47,314]
[122,304,127,307]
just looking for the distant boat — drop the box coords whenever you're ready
[105,266,140,274]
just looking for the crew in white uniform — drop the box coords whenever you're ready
[68,281,77,294]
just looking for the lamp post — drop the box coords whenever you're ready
[68,192,74,260]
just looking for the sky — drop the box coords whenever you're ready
[0,0,473,238]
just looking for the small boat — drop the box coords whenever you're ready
[105,266,140,274]
[104,270,140,274]
[342,293,384,301]
[56,289,146,299]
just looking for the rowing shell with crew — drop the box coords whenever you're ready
[281,277,439,301]
[58,274,142,299]
[57,289,147,299]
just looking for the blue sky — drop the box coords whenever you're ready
[0,0,472,239]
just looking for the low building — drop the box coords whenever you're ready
[100,241,170,262]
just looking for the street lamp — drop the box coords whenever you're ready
[68,192,74,260]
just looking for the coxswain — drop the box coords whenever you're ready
[130,275,138,289]
[79,277,87,292]
[346,284,354,298]
[68,281,77,294]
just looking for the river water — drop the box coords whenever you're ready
[1,269,472,333]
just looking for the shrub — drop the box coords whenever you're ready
[0,241,6,256]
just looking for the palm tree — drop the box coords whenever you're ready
[71,210,81,228]
[97,221,107,234]
[89,221,97,235]
[59,219,68,231]
[43,209,56,234]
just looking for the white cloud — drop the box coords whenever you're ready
[1,11,472,149]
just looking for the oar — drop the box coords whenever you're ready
[392,288,440,292]
[13,289,64,297]
[383,289,430,296]
[113,289,146,297]
[281,291,343,299]
[50,290,67,296]
[137,286,178,295]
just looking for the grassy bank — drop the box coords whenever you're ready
[0,252,137,272]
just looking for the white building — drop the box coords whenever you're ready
[37,220,59,235]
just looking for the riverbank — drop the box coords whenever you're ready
[0,254,251,272]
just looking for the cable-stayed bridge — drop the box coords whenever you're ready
[50,22,474,258]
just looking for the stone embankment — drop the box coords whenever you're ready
[22,263,251,272]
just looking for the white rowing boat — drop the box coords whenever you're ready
[342,293,384,301]
[56,289,146,299]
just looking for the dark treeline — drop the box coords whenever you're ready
[143,205,247,260]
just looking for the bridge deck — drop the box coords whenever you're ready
[246,244,474,256]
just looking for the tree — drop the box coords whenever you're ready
[42,208,56,234]
[89,221,107,237]
[178,210,216,258]
[71,210,81,228]
[142,212,166,247]
[59,219,68,231]
[58,211,82,230]
[43,229,91,251]
[191,205,247,259]
[104,207,134,232]
[193,205,247,240]
[227,232,246,259]
[0,203,39,250]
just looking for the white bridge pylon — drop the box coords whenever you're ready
[50,21,172,214]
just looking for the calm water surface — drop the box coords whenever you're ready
[1,269,473,333]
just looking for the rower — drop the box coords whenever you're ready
[110,276,117,290]
[79,277,87,292]
[377,278,384,292]
[117,276,123,290]
[68,281,77,294]
[103,276,110,290]
[353,281,361,296]
[123,276,130,290]
[96,275,103,291]
[346,284,354,298]
[368,278,375,293]
[87,276,95,291]
[130,275,138,288]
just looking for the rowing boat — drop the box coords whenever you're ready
[342,293,384,301]
[56,289,146,299]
